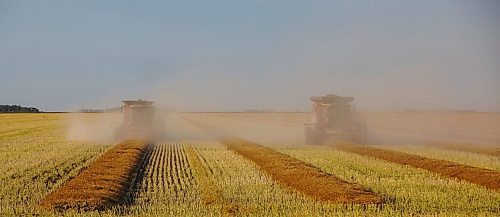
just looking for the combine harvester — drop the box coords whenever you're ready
[114,99,163,141]
[42,99,162,211]
[305,94,366,144]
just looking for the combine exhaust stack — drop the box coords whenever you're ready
[305,94,366,144]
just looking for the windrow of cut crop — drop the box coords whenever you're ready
[331,143,500,191]
[40,140,150,211]
[183,117,384,204]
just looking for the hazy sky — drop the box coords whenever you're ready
[1,0,499,111]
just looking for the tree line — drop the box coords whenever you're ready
[0,105,40,113]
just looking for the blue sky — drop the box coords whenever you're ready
[1,0,499,111]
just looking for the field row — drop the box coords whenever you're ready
[1,113,499,216]
[135,141,197,204]
[128,141,500,216]
[185,116,500,191]
[330,143,500,190]
[3,137,500,216]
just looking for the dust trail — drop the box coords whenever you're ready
[179,113,305,145]
[65,113,123,143]
[363,112,500,146]
[158,112,214,141]
[179,112,500,149]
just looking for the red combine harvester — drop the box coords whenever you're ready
[304,94,366,144]
[114,99,160,141]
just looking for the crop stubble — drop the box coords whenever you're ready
[332,143,500,191]
[138,141,196,201]
[184,144,222,205]
[184,117,384,204]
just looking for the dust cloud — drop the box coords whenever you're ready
[62,92,500,151]
[64,106,213,144]
[64,83,500,148]
[363,112,500,146]
[158,112,214,141]
[65,113,123,143]
[178,112,306,145]
[173,111,500,148]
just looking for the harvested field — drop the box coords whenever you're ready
[41,140,149,211]
[184,144,221,205]
[128,141,211,216]
[135,141,196,203]
[277,145,500,216]
[219,138,384,204]
[331,143,500,191]
[183,141,386,216]
[3,113,500,216]
[185,117,383,204]
[376,144,500,172]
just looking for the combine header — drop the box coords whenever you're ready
[305,94,366,144]
[114,99,161,141]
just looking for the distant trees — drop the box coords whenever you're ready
[0,105,40,113]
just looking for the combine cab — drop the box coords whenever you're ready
[114,100,160,141]
[304,94,366,144]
